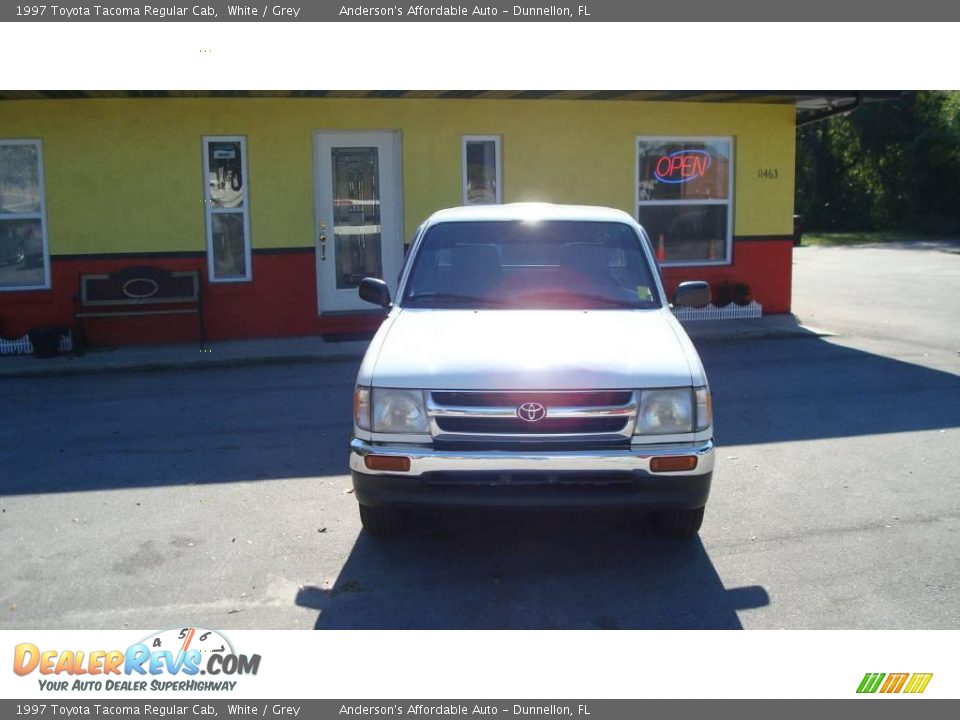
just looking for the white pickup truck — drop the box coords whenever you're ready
[349,203,715,537]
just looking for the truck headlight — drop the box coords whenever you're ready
[372,388,429,434]
[636,388,693,434]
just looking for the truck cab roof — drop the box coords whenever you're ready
[425,202,639,226]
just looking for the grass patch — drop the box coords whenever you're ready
[800,231,948,246]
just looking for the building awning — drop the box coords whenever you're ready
[0,90,904,124]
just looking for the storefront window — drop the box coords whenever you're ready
[331,146,383,290]
[0,140,49,291]
[204,137,251,281]
[636,137,733,265]
[462,136,502,205]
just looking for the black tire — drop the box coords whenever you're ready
[655,506,705,538]
[358,503,405,535]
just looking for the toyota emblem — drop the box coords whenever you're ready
[517,402,547,423]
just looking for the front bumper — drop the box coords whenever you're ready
[349,437,714,509]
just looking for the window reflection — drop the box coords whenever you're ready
[331,146,383,290]
[637,138,732,264]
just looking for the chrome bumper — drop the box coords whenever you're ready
[349,437,715,477]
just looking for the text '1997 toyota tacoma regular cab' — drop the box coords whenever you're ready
[350,203,714,537]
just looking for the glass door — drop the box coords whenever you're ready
[314,131,402,313]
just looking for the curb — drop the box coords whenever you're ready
[0,347,368,380]
[1,323,834,379]
[681,321,835,343]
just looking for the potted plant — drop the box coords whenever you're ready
[733,282,753,306]
[27,326,65,358]
[713,281,736,307]
[713,281,753,307]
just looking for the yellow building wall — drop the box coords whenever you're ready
[0,98,795,254]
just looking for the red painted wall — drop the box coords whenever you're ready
[0,238,792,346]
[663,238,793,314]
[0,250,383,346]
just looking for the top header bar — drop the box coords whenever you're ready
[4,1,960,21]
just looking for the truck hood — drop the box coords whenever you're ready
[367,309,696,390]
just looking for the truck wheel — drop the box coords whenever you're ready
[358,503,405,535]
[655,507,704,537]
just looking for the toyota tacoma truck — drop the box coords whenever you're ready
[350,203,714,537]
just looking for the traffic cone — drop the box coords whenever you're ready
[657,234,666,262]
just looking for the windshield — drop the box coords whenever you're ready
[401,220,661,310]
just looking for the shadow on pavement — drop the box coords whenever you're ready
[295,510,769,629]
[1,335,957,496]
[697,336,960,446]
[0,363,358,496]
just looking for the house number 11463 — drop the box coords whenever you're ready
[757,168,780,180]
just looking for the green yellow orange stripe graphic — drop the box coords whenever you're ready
[857,672,933,694]
[903,673,934,694]
[879,673,909,693]
[857,673,885,693]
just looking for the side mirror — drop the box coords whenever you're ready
[672,281,711,308]
[359,277,392,308]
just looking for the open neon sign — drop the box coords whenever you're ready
[654,149,712,184]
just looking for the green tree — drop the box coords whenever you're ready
[796,91,960,234]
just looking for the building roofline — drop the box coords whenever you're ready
[0,90,907,123]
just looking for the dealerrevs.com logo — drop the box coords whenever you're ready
[13,627,261,693]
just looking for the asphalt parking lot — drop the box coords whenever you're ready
[1,243,958,629]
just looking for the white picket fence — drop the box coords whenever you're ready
[672,300,763,321]
[0,330,73,355]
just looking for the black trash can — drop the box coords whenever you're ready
[28,326,65,359]
[793,214,804,247]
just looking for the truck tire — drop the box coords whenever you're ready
[655,506,704,537]
[358,503,405,535]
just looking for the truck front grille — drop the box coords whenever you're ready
[426,389,638,443]
[431,390,633,408]
[435,416,628,434]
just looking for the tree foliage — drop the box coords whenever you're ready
[796,91,960,233]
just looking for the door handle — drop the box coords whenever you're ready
[319,222,327,261]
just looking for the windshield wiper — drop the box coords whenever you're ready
[405,292,510,306]
[516,291,643,309]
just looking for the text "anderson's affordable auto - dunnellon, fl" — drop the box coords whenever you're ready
[339,5,590,17]
[15,4,592,19]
